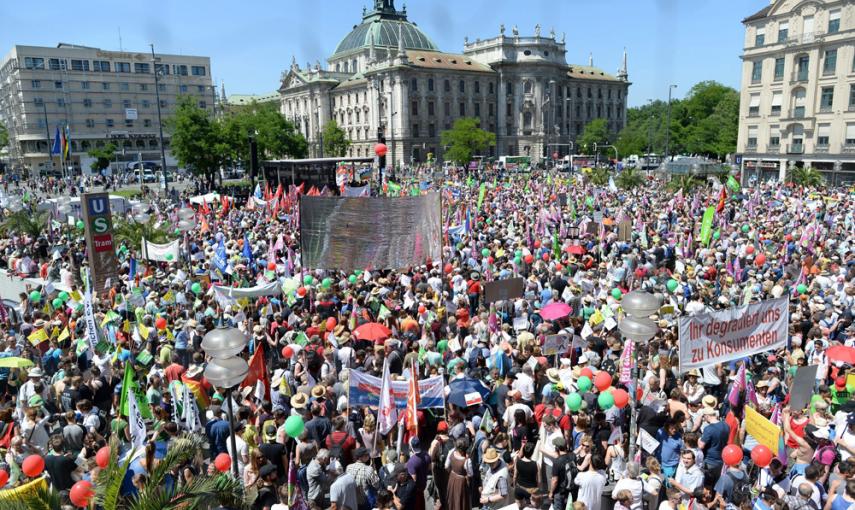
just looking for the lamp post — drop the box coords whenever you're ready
[150,44,169,193]
[201,326,249,477]
[664,85,677,162]
[619,291,661,460]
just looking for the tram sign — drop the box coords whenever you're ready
[81,193,118,292]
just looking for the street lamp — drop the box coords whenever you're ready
[150,44,169,194]
[664,85,677,162]
[202,326,249,477]
[619,291,661,460]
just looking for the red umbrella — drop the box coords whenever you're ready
[826,345,855,365]
[565,245,586,255]
[540,302,573,320]
[353,322,392,342]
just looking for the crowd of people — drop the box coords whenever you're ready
[0,167,851,510]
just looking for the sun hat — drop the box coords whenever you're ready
[483,447,501,464]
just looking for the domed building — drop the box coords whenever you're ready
[279,0,630,166]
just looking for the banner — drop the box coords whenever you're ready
[141,237,180,262]
[678,297,788,371]
[789,365,819,411]
[744,406,780,454]
[300,193,441,271]
[699,206,715,246]
[82,289,99,354]
[348,370,444,408]
[343,185,370,197]
[212,281,281,302]
[483,277,525,304]
[81,192,119,292]
[128,390,147,449]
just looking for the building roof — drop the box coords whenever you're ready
[566,65,621,82]
[227,93,279,106]
[332,1,437,58]
[406,50,494,73]
[742,4,772,23]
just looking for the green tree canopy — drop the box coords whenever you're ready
[87,142,117,173]
[577,119,610,155]
[167,96,227,188]
[440,117,496,165]
[322,120,351,158]
[0,121,8,149]
[221,100,307,168]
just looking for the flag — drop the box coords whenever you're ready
[727,364,746,408]
[127,390,147,449]
[57,327,70,342]
[254,183,263,199]
[726,175,741,193]
[214,237,230,276]
[181,384,201,432]
[242,233,253,263]
[120,363,153,419]
[240,347,270,403]
[378,358,397,434]
[477,183,487,210]
[181,375,210,409]
[63,124,71,161]
[699,206,715,246]
[480,407,496,433]
[553,231,561,260]
[716,186,727,214]
[51,126,61,155]
[608,176,618,192]
[27,328,49,346]
[405,359,421,435]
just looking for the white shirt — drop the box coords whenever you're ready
[226,435,249,477]
[612,478,644,510]
[575,470,608,510]
[674,463,704,496]
[502,403,532,430]
[513,373,535,402]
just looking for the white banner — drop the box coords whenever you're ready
[128,390,147,449]
[83,290,98,354]
[678,297,788,372]
[141,237,180,262]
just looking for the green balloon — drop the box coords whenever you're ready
[666,279,679,293]
[29,290,41,302]
[191,282,202,295]
[284,415,305,439]
[76,220,85,231]
[514,256,522,265]
[565,393,583,412]
[437,339,448,354]
[303,275,314,285]
[52,298,63,309]
[58,291,70,302]
[713,230,720,240]
[611,288,622,300]
[797,284,808,295]
[577,375,592,392]
[742,224,750,233]
[322,278,332,289]
[598,391,615,410]
[515,250,523,258]
[348,275,357,284]
[481,248,491,257]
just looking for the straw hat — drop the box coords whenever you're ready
[702,395,718,409]
[546,368,561,384]
[482,447,501,464]
[311,385,326,399]
[290,392,309,409]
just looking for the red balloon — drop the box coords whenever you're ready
[297,287,307,297]
[155,317,167,330]
[95,446,111,469]
[326,317,337,330]
[555,263,563,271]
[282,346,294,359]
[214,453,231,473]
[444,263,453,274]
[22,455,44,478]
[636,387,643,401]
[374,143,388,157]
[534,240,541,249]
[594,371,613,392]
[612,388,629,409]
[0,469,8,487]
[418,305,426,314]
[745,245,754,254]
[542,253,550,261]
[755,253,766,267]
[722,444,743,466]
[70,480,94,508]
[785,234,793,242]
[750,445,773,467]
[524,254,534,264]
[580,367,594,379]
[487,256,494,265]
[553,152,559,159]
[267,261,277,271]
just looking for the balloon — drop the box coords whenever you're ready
[750,445,773,468]
[577,375,592,392]
[565,393,583,412]
[745,245,755,254]
[481,248,490,257]
[542,253,550,261]
[797,284,807,294]
[191,282,202,295]
[0,470,7,487]
[282,346,294,359]
[611,288,622,300]
[597,391,615,410]
[58,291,70,302]
[514,256,522,265]
[666,279,678,292]
[303,275,314,285]
[70,480,94,508]
[297,287,307,297]
[594,371,613,391]
[268,261,277,271]
[349,275,358,283]
[580,367,594,379]
[713,230,720,240]
[52,298,64,309]
[326,317,336,330]
[612,388,629,409]
[22,455,44,477]
[96,446,111,469]
[322,277,332,289]
[555,263,563,271]
[722,444,743,466]
[534,240,541,249]
[418,305,426,314]
[29,290,41,302]
[76,220,85,231]
[444,263,453,274]
[374,143,388,157]
[755,253,766,266]
[524,254,534,264]
[515,250,523,258]
[214,453,231,473]
[155,317,167,330]
[284,415,305,438]
[742,224,750,233]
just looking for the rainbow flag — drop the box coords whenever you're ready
[181,375,210,409]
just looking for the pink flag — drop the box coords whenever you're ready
[727,364,746,408]
[619,340,634,389]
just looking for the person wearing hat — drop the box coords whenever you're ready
[698,405,729,479]
[466,271,482,316]
[479,447,511,509]
[682,369,705,405]
[18,367,46,412]
[258,421,288,480]
[253,463,280,510]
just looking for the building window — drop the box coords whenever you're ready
[747,126,758,148]
[846,123,855,145]
[751,61,762,83]
[427,78,434,91]
[116,62,131,73]
[106,119,114,128]
[119,82,129,91]
[179,85,188,93]
[140,83,148,91]
[142,100,150,108]
[33,97,43,106]
[71,59,89,71]
[174,65,188,76]
[506,102,512,116]
[828,9,840,34]
[748,94,760,116]
[576,104,581,117]
[850,84,855,110]
[488,103,494,117]
[770,91,782,116]
[587,87,592,98]
[823,49,837,75]
[428,123,435,137]
[123,99,132,108]
[102,82,110,90]
[817,124,830,146]
[489,82,494,94]
[777,22,788,43]
[769,128,780,147]
[93,60,110,72]
[155,63,169,75]
[796,55,809,81]
[411,100,418,116]
[158,83,166,92]
[820,86,834,112]
[199,101,206,108]
[475,81,480,94]
[459,102,465,116]
[133,63,149,74]
[103,99,112,108]
[24,57,45,69]
[191,65,206,76]
[444,80,451,92]
[428,102,435,116]
[412,124,420,137]
[410,78,418,91]
[144,119,152,127]
[598,88,603,99]
[792,88,806,117]
[160,100,167,108]
[85,119,95,128]
[774,58,784,80]
[83,98,92,108]
[197,85,205,92]
[445,102,451,116]
[31,80,41,88]
[474,103,480,116]
[755,28,765,47]
[54,81,62,89]
[125,119,134,128]
[81,81,90,90]
[56,98,65,107]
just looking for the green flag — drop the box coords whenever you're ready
[726,175,741,193]
[387,181,401,196]
[570,201,577,221]
[120,362,152,419]
[553,232,561,260]
[467,176,473,188]
[699,206,715,246]
[410,187,420,196]
[585,196,595,209]
[477,183,487,210]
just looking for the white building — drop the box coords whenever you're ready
[0,43,214,175]
[737,0,855,185]
[279,0,629,166]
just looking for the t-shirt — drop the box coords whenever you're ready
[575,470,608,510]
[329,472,358,510]
[253,484,279,510]
[45,453,78,491]
[259,442,287,478]
[552,453,572,494]
[701,421,730,465]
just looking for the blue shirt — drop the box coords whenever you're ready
[173,330,188,350]
[205,418,230,457]
[656,429,684,468]
[701,421,731,465]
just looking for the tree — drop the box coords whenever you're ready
[87,142,117,174]
[322,120,351,157]
[440,117,496,165]
[0,210,49,237]
[0,120,8,149]
[787,166,824,187]
[167,96,227,188]
[113,216,175,249]
[587,167,610,186]
[577,119,610,155]
[615,167,644,190]
[666,175,703,194]
[221,100,307,169]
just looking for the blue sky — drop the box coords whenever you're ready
[0,0,768,107]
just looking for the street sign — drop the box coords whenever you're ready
[81,192,118,292]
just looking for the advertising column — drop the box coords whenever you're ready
[81,192,119,293]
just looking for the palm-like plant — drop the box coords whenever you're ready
[666,175,702,194]
[587,167,610,186]
[113,216,175,250]
[615,168,644,190]
[787,166,824,188]
[0,210,49,237]
[2,483,62,510]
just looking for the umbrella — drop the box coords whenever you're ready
[0,357,34,369]
[353,322,392,342]
[447,377,491,408]
[540,302,573,320]
[826,345,855,365]
[565,245,586,255]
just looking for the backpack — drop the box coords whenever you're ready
[814,439,839,466]
[727,472,752,504]
[438,437,455,468]
[564,453,580,491]
[327,432,349,461]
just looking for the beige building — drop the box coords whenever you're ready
[738,0,855,185]
[0,43,214,175]
[279,0,629,166]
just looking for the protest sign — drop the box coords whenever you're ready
[789,365,819,411]
[542,334,568,356]
[678,298,788,371]
[745,406,780,454]
[618,220,632,242]
[558,193,568,206]
[638,429,660,454]
[484,277,525,304]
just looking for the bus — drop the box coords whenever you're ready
[262,157,375,191]
[498,155,532,173]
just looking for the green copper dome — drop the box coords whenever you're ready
[332,1,438,58]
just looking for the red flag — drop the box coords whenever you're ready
[246,195,256,211]
[201,199,210,215]
[716,187,727,213]
[274,183,283,200]
[241,347,270,402]
[405,359,421,434]
[264,183,271,201]
[307,186,320,196]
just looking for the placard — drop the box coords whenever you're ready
[618,220,632,242]
[543,334,568,356]
[81,192,118,293]
[558,193,568,206]
[789,365,819,411]
[484,277,525,304]
[745,405,780,454]
[638,428,660,454]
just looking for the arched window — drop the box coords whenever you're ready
[524,80,532,94]
[523,111,532,129]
